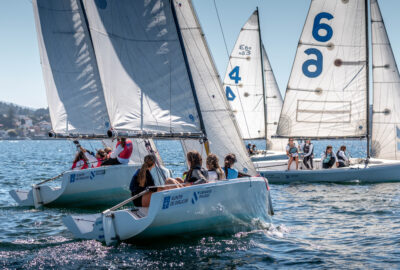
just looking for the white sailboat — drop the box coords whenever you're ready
[9,0,168,208]
[63,0,273,245]
[222,10,287,162]
[256,0,400,184]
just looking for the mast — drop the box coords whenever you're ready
[169,0,208,143]
[365,0,371,158]
[256,7,268,149]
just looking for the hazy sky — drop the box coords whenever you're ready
[0,0,399,108]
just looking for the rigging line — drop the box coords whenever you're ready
[213,0,252,139]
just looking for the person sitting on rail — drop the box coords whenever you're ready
[222,153,239,179]
[251,144,257,155]
[301,139,314,170]
[102,137,133,166]
[206,153,225,181]
[180,151,209,185]
[130,155,183,207]
[321,145,339,169]
[104,147,112,159]
[337,145,349,168]
[286,138,299,170]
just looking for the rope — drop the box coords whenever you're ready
[213,0,252,138]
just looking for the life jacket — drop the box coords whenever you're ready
[323,153,332,163]
[95,158,103,168]
[303,143,313,155]
[116,140,133,160]
[337,151,345,162]
[72,159,88,170]
[289,146,298,154]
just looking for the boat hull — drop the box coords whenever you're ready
[63,177,273,245]
[10,165,139,208]
[259,159,400,184]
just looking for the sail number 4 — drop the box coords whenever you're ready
[226,66,241,101]
[302,12,334,78]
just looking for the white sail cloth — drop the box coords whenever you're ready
[174,0,256,175]
[262,46,286,152]
[82,0,203,137]
[223,11,264,140]
[33,0,110,136]
[277,0,368,139]
[371,0,400,160]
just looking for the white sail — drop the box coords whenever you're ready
[371,0,400,160]
[262,45,286,152]
[223,10,264,140]
[33,0,110,136]
[82,0,203,138]
[173,0,256,175]
[276,0,368,139]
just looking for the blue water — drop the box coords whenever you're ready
[1,140,400,269]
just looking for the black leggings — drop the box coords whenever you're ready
[338,161,346,168]
[322,157,335,169]
[101,158,121,166]
[303,156,313,169]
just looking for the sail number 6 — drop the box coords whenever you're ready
[302,12,334,78]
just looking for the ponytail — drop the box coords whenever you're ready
[138,155,156,187]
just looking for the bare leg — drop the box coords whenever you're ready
[163,178,184,189]
[287,157,293,170]
[295,157,299,170]
[141,192,153,207]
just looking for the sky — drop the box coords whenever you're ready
[0,0,399,109]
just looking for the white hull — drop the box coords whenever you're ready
[250,151,288,162]
[10,165,140,208]
[63,177,273,245]
[256,158,400,184]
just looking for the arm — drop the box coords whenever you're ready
[110,144,123,159]
[304,144,313,157]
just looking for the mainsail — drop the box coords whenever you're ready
[82,0,204,138]
[276,0,368,139]
[33,0,110,136]
[173,0,256,174]
[371,0,400,160]
[223,10,264,140]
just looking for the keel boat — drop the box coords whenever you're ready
[10,0,169,208]
[63,177,273,245]
[256,0,400,184]
[63,0,273,243]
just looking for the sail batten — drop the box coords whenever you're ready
[371,0,400,160]
[33,0,110,136]
[276,0,368,139]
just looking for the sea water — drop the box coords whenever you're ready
[0,140,399,269]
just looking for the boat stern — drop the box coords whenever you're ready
[9,189,34,207]
[62,214,104,241]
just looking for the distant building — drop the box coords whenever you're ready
[38,121,51,131]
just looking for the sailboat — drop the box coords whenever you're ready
[62,0,273,245]
[9,0,169,208]
[222,9,288,162]
[256,0,400,184]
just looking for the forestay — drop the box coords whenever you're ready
[371,0,400,160]
[276,0,368,139]
[33,0,110,136]
[223,11,264,140]
[173,0,256,175]
[262,46,286,152]
[82,0,203,138]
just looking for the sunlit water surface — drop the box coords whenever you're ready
[0,140,399,269]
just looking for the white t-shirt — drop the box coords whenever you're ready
[208,170,219,182]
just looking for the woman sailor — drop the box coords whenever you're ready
[337,145,349,168]
[286,138,299,170]
[301,139,314,169]
[321,146,339,169]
